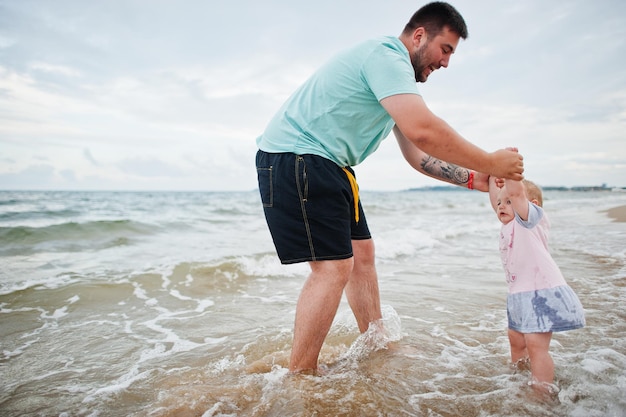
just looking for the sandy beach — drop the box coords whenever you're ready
[606,205,626,222]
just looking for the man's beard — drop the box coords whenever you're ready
[410,44,430,83]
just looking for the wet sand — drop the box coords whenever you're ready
[606,205,626,223]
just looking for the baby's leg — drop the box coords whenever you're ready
[508,328,528,365]
[524,332,554,388]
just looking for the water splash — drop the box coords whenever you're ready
[330,305,403,369]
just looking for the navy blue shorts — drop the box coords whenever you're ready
[256,150,371,264]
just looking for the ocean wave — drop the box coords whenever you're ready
[0,253,291,298]
[0,198,21,206]
[0,220,157,256]
[0,208,82,222]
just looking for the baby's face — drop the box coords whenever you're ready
[495,188,515,224]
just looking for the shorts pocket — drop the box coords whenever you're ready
[257,166,273,207]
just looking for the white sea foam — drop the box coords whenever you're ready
[132,283,149,300]
[2,337,39,360]
[170,289,193,301]
[84,366,154,402]
[238,253,309,278]
[195,298,215,312]
[48,306,69,319]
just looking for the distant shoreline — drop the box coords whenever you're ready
[404,185,626,192]
[606,205,626,223]
[1,187,626,194]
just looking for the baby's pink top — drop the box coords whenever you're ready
[499,202,567,294]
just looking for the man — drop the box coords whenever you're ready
[255,2,524,373]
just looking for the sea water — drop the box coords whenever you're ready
[1,190,625,416]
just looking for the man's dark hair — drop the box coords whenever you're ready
[402,2,468,39]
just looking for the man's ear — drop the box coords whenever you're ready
[413,27,427,47]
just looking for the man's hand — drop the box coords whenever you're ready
[489,149,524,180]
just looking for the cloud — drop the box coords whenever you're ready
[0,164,57,189]
[30,62,82,77]
[0,0,625,190]
[115,157,184,178]
[83,148,99,166]
[0,35,16,49]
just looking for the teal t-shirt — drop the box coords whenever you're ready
[256,36,421,167]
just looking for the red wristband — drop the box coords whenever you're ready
[467,171,474,190]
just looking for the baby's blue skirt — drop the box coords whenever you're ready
[507,285,585,333]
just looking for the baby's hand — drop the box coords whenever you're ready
[494,177,505,188]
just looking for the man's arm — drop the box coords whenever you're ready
[394,125,491,191]
[381,94,524,180]
[394,126,472,188]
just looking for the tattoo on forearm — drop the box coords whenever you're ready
[420,156,469,185]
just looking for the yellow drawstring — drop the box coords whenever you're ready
[342,167,359,223]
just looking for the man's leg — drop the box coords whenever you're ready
[344,238,382,333]
[289,257,354,373]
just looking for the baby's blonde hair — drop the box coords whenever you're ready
[523,179,543,207]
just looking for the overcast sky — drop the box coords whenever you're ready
[1,0,625,191]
